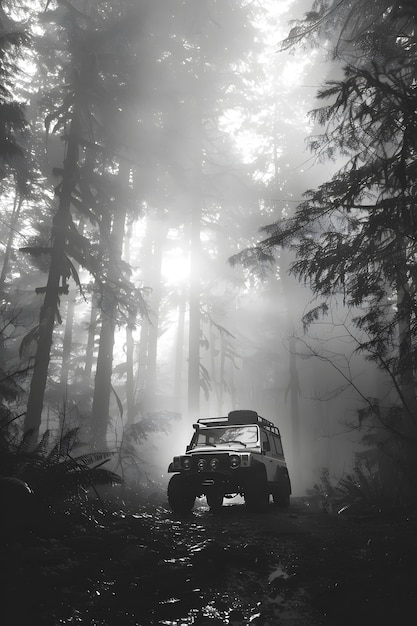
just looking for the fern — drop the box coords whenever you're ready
[312,461,387,514]
[0,426,122,504]
[34,429,50,456]
[47,427,80,462]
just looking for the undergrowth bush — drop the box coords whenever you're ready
[309,460,387,515]
[0,421,122,506]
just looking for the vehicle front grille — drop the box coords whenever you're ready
[186,453,230,472]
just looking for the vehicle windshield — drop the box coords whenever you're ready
[192,425,259,448]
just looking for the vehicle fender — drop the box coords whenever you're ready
[274,465,291,492]
[250,457,268,479]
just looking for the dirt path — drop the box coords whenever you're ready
[153,497,415,625]
[2,495,417,625]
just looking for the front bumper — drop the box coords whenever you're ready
[168,451,252,474]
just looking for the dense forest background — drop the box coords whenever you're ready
[1,0,417,502]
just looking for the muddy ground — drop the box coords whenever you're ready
[2,492,417,625]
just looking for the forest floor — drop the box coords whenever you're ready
[2,489,417,626]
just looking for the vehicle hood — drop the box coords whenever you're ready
[187,444,256,454]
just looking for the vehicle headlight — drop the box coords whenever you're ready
[182,457,192,470]
[210,458,219,470]
[197,458,207,471]
[229,455,241,469]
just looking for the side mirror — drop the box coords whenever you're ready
[262,441,270,452]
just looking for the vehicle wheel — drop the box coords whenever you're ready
[272,477,291,508]
[206,490,223,512]
[167,474,196,514]
[244,474,269,512]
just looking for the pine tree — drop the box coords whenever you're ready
[23,1,141,442]
[253,4,417,496]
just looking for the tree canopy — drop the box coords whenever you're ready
[3,0,417,501]
[237,0,417,497]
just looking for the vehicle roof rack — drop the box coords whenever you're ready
[196,417,228,426]
[197,410,281,437]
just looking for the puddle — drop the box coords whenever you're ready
[163,557,190,564]
[156,591,263,625]
[269,563,289,583]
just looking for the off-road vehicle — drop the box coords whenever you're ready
[167,409,291,513]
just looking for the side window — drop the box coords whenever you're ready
[272,435,283,456]
[260,430,270,452]
[267,433,278,457]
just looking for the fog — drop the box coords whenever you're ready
[4,4,417,625]
[0,0,385,499]
[85,1,365,493]
[148,269,385,496]
[109,2,368,496]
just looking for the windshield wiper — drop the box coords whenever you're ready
[220,440,247,447]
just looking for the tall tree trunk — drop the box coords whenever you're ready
[125,220,137,424]
[174,290,186,412]
[143,217,166,412]
[210,329,226,415]
[91,162,129,449]
[281,248,302,491]
[59,287,76,402]
[185,56,204,417]
[124,220,136,425]
[187,201,201,417]
[137,315,149,416]
[219,333,226,414]
[0,190,23,293]
[210,327,219,413]
[126,318,135,425]
[84,286,98,380]
[272,108,302,488]
[288,333,301,485]
[134,214,154,416]
[229,357,237,409]
[186,107,203,417]
[24,115,80,441]
[91,287,116,449]
[396,276,417,496]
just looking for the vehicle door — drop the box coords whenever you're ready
[260,430,277,481]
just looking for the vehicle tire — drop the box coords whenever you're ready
[206,490,223,512]
[272,476,291,508]
[167,474,196,514]
[244,474,269,512]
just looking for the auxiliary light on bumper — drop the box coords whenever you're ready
[229,455,241,469]
[171,452,251,472]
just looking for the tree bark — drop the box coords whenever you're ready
[125,319,135,425]
[186,107,203,418]
[174,289,186,412]
[0,190,23,293]
[145,218,166,408]
[123,218,136,425]
[59,286,76,403]
[24,116,80,441]
[187,201,201,417]
[396,276,417,496]
[90,161,129,449]
[84,287,98,380]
